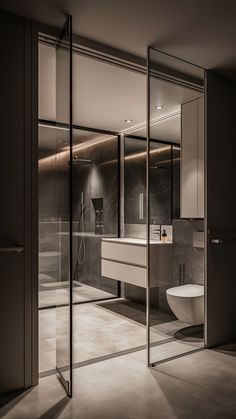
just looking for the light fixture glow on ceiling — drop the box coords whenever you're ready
[155,105,163,110]
[125,119,132,123]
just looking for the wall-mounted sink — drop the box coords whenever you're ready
[101,237,172,288]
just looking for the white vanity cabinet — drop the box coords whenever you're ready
[101,238,172,288]
[181,97,204,218]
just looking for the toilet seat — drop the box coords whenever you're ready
[167,284,204,298]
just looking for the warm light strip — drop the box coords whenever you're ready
[39,149,69,165]
[125,145,171,161]
[121,110,180,135]
[150,157,180,167]
[39,135,117,164]
[72,134,117,152]
[39,123,70,131]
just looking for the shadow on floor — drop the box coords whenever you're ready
[39,396,70,419]
[174,325,204,341]
[97,299,175,326]
[0,387,34,412]
[213,340,236,357]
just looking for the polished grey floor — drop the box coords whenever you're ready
[39,281,114,308]
[40,298,203,373]
[1,341,236,419]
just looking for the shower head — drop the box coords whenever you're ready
[150,165,167,170]
[73,157,93,165]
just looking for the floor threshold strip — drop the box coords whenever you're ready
[39,337,179,378]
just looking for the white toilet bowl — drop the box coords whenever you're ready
[166,284,204,325]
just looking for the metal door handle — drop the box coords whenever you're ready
[0,246,24,253]
[211,238,236,244]
[211,239,223,244]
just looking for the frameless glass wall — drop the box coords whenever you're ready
[123,136,172,311]
[38,125,70,309]
[147,47,205,365]
[72,129,120,303]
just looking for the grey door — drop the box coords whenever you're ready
[206,71,236,347]
[0,11,34,399]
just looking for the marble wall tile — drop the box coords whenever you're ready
[172,219,205,287]
[71,136,119,296]
[124,139,176,226]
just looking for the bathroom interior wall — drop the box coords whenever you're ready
[123,136,204,313]
[158,219,205,311]
[72,133,119,295]
[124,137,178,308]
[124,138,173,227]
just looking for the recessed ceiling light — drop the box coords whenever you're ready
[155,105,163,110]
[125,119,132,123]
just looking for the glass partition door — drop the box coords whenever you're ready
[147,47,205,366]
[55,15,73,396]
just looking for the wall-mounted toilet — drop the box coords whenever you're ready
[166,284,204,325]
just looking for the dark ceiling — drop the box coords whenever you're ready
[1,0,236,79]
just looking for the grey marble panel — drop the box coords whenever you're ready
[71,135,119,297]
[124,223,146,239]
[124,139,176,226]
[172,219,204,286]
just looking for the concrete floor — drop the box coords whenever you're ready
[39,299,203,373]
[1,342,236,419]
[39,281,115,308]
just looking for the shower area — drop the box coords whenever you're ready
[38,127,120,309]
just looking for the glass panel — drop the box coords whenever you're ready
[55,16,72,396]
[72,129,120,305]
[38,125,67,309]
[124,137,146,227]
[71,129,121,366]
[147,47,205,366]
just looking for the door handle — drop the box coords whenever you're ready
[0,246,24,253]
[211,238,236,244]
[210,239,223,244]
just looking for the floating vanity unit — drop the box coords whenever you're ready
[101,238,172,288]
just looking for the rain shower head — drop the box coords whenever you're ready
[150,165,167,170]
[72,157,93,165]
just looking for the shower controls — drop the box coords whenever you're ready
[92,198,104,235]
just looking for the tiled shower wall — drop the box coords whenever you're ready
[71,135,119,295]
[38,129,119,296]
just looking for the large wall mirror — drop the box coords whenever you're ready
[124,135,180,233]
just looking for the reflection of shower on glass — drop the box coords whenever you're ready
[78,192,86,266]
[73,156,93,165]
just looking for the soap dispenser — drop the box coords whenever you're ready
[161,229,168,243]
